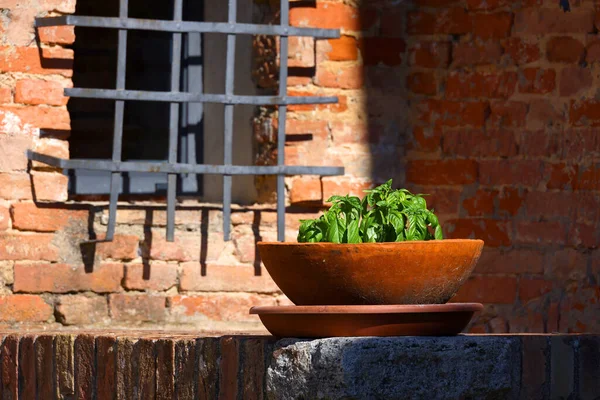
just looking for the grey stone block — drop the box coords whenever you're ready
[266,336,521,400]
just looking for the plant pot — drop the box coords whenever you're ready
[257,239,484,306]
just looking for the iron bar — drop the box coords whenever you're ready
[166,0,184,242]
[106,0,129,241]
[35,15,339,38]
[27,152,344,176]
[277,0,289,242]
[222,0,237,241]
[65,88,337,106]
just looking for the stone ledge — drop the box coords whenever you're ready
[0,332,597,399]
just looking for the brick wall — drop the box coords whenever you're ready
[0,0,598,333]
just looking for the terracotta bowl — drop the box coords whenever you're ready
[257,239,484,305]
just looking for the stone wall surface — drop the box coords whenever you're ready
[0,332,598,399]
[0,0,598,333]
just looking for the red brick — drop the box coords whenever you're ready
[476,248,544,274]
[290,3,376,32]
[526,99,566,130]
[0,106,69,131]
[0,87,11,104]
[569,223,600,248]
[0,206,8,231]
[0,134,31,172]
[524,191,575,219]
[488,101,527,127]
[11,203,88,232]
[0,233,59,261]
[547,36,585,63]
[407,126,441,153]
[0,173,32,200]
[563,129,600,160]
[452,41,503,67]
[546,162,578,190]
[515,221,567,245]
[407,8,472,35]
[472,12,513,39]
[442,129,517,157]
[547,248,588,281]
[321,178,372,201]
[109,294,166,323]
[360,37,405,66]
[0,46,73,77]
[445,218,511,247]
[406,160,478,185]
[55,295,109,325]
[451,276,517,304]
[518,68,556,94]
[570,100,600,126]
[30,172,68,202]
[519,278,553,303]
[518,130,561,159]
[287,36,314,68]
[466,0,511,10]
[149,231,204,262]
[462,189,496,217]
[329,121,377,144]
[170,294,277,322]
[0,295,52,322]
[15,79,68,106]
[38,26,75,44]
[586,38,600,64]
[324,36,358,61]
[503,38,541,65]
[479,160,544,187]
[497,187,525,216]
[315,64,363,89]
[14,263,123,293]
[408,41,451,68]
[123,263,178,291]
[96,235,139,260]
[407,71,437,95]
[40,0,76,13]
[180,263,279,293]
[513,9,594,35]
[290,176,322,205]
[415,99,489,128]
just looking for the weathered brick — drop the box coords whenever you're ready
[322,36,358,61]
[290,2,376,32]
[0,206,8,231]
[545,248,588,282]
[476,248,544,274]
[472,12,513,39]
[518,68,556,94]
[513,9,594,35]
[519,278,553,303]
[180,263,279,293]
[38,26,75,44]
[170,294,277,322]
[503,37,541,65]
[124,263,177,291]
[290,176,322,204]
[96,234,139,260]
[109,294,167,323]
[15,79,69,106]
[406,160,478,185]
[547,36,585,63]
[442,129,517,157]
[0,134,31,172]
[0,173,32,200]
[479,160,544,187]
[0,87,11,104]
[415,99,489,128]
[360,37,405,66]
[14,263,123,293]
[451,275,517,304]
[31,172,69,202]
[462,189,496,217]
[11,203,88,232]
[287,36,314,68]
[0,233,59,261]
[452,41,503,67]
[409,41,451,68]
[407,8,472,35]
[515,221,567,245]
[316,64,363,89]
[0,46,73,77]
[407,71,437,95]
[445,218,511,247]
[56,295,109,325]
[0,295,52,322]
[488,101,528,127]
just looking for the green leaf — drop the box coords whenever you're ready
[346,219,361,243]
[435,224,444,240]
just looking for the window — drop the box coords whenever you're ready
[30,0,343,241]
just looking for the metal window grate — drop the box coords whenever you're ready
[29,0,344,242]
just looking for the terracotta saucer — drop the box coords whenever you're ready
[250,303,484,338]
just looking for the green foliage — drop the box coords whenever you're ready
[297,179,444,244]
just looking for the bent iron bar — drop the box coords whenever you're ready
[30,0,343,242]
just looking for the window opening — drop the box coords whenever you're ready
[29,0,344,242]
